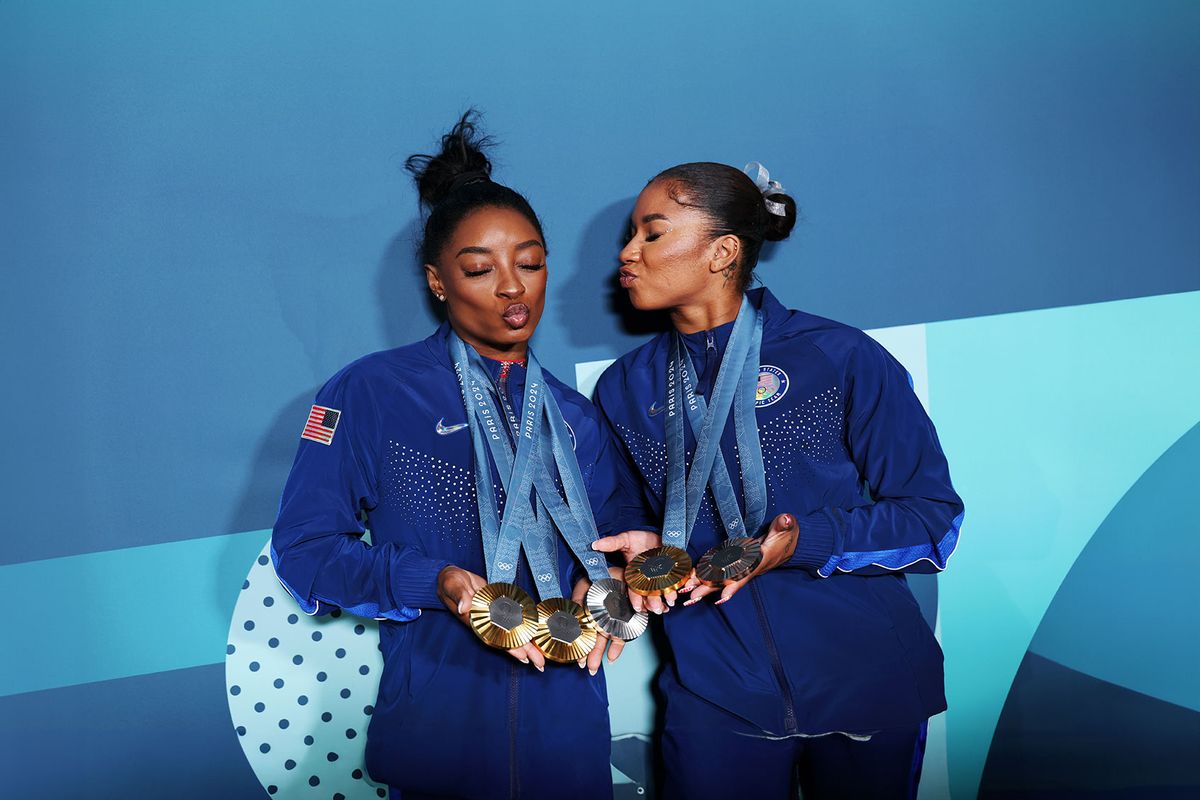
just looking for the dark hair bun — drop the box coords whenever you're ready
[404,109,494,210]
[403,111,547,267]
[762,190,798,242]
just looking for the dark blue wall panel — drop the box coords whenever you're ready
[0,665,264,799]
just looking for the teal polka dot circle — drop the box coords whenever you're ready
[226,541,387,799]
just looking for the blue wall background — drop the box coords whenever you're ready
[2,2,1198,798]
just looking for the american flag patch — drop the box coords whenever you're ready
[301,405,341,445]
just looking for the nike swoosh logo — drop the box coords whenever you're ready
[435,418,469,436]
[647,402,665,417]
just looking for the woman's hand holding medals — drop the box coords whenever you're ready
[440,562,641,671]
[592,511,800,610]
[570,566,631,674]
[591,530,674,614]
[438,565,548,671]
[681,512,798,605]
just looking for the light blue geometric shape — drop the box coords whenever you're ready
[575,358,615,397]
[0,529,270,696]
[865,322,930,414]
[1028,422,1200,712]
[926,290,1200,799]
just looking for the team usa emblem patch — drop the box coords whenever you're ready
[755,365,789,408]
[302,405,341,445]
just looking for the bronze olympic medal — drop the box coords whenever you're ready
[585,578,649,641]
[624,545,693,596]
[468,582,538,650]
[695,537,763,586]
[532,598,598,663]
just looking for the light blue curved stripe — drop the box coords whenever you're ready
[0,529,270,697]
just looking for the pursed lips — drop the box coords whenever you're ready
[502,303,530,328]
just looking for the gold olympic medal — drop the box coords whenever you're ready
[585,578,650,641]
[468,582,538,650]
[695,537,763,586]
[532,598,598,663]
[624,545,693,596]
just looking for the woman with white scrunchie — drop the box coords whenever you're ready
[592,160,964,799]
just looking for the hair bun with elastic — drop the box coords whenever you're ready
[743,161,797,242]
[405,110,495,210]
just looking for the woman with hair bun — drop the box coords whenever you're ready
[271,112,629,799]
[593,162,964,799]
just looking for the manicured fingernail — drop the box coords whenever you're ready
[589,668,597,676]
[684,598,697,606]
[518,658,529,664]
[535,664,544,672]
[577,659,586,668]
[665,596,675,607]
[716,598,728,605]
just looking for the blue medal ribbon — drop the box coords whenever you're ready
[451,335,613,598]
[662,295,768,550]
[450,336,561,597]
[536,389,613,584]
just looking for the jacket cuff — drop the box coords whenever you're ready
[392,556,453,610]
[788,510,837,571]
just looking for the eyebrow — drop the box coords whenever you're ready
[639,213,670,225]
[455,240,544,257]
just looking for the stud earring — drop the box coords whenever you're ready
[435,292,446,302]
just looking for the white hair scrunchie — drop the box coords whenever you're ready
[743,161,788,218]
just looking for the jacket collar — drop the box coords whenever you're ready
[674,286,784,359]
[424,322,528,381]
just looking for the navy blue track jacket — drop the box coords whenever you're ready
[271,323,616,797]
[594,287,964,736]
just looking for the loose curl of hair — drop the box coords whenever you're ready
[405,110,547,267]
[651,162,797,292]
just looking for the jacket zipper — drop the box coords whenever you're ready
[751,581,799,734]
[701,330,718,398]
[702,330,793,729]
[508,662,520,799]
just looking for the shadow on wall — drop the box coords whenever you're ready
[220,217,443,616]
[376,215,447,346]
[554,195,795,360]
[557,196,669,357]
